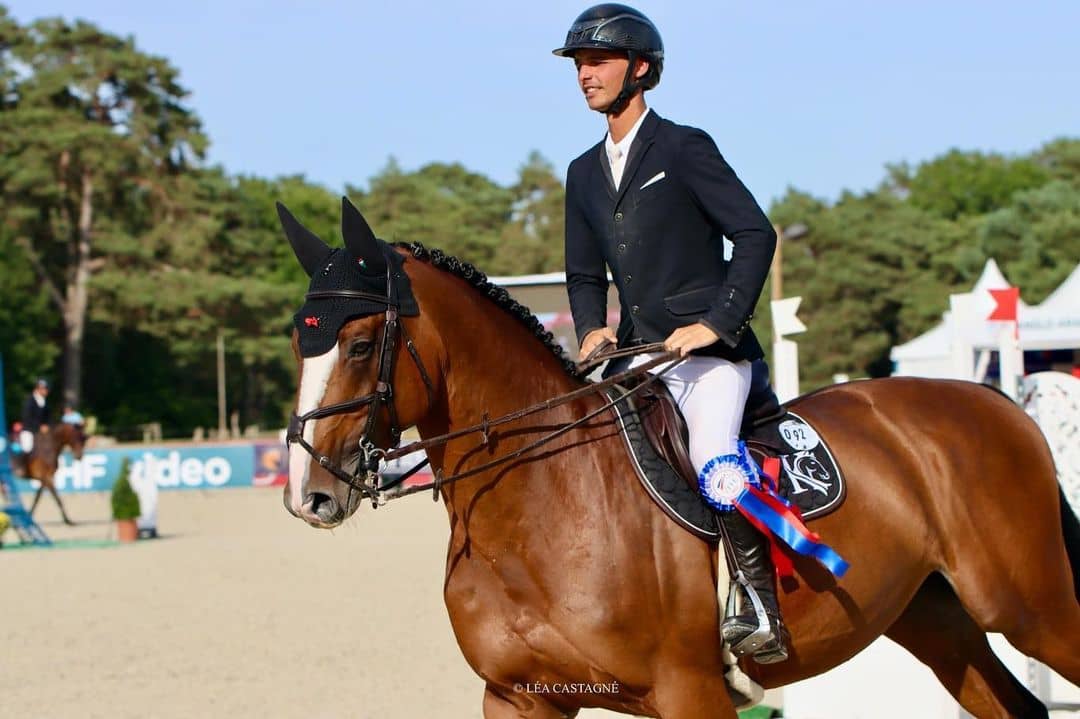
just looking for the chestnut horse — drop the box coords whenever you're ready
[10,422,84,525]
[280,201,1079,719]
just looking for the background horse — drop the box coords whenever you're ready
[281,201,1079,719]
[10,422,84,525]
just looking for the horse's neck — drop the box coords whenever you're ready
[35,428,62,455]
[420,314,609,516]
[434,335,579,455]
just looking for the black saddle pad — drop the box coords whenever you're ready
[605,387,720,542]
[608,387,847,541]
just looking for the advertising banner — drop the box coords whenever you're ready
[15,444,257,493]
[8,440,433,494]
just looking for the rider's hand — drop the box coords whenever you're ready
[663,322,720,357]
[579,327,617,361]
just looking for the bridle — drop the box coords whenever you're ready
[286,261,436,501]
[286,255,685,507]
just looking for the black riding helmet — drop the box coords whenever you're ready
[552,3,664,115]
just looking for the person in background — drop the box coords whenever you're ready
[19,378,50,454]
[61,404,85,427]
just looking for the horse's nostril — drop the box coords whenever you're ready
[308,492,339,522]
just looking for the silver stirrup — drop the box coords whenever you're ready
[725,570,772,656]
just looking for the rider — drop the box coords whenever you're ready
[556,4,788,663]
[19,378,50,454]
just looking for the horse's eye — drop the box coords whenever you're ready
[348,339,374,359]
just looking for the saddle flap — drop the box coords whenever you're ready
[637,381,698,487]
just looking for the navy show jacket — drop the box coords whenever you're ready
[564,110,776,363]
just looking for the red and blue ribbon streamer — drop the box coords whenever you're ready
[701,444,849,578]
[737,483,849,577]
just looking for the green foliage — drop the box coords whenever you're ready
[768,136,1079,391]
[350,151,565,275]
[975,180,1080,303]
[0,8,208,409]
[352,158,513,268]
[494,151,567,274]
[888,150,1049,220]
[0,231,59,420]
[1,6,1077,434]
[110,458,141,520]
[1034,138,1080,185]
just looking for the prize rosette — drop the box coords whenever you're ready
[699,442,848,578]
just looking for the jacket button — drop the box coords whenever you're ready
[617,243,627,254]
[614,212,624,222]
[631,305,640,314]
[625,274,632,284]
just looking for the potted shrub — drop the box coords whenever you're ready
[111,458,141,543]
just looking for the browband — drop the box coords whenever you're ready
[304,289,398,305]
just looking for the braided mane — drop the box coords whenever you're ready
[393,242,584,380]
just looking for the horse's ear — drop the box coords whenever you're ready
[341,196,387,274]
[277,201,333,277]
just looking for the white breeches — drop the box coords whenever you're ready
[628,353,752,474]
[19,430,34,453]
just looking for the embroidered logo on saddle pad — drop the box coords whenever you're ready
[748,411,846,520]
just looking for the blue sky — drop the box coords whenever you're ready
[7,1,1079,209]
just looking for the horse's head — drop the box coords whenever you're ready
[277,198,440,528]
[54,422,86,460]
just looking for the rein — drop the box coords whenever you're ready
[378,345,685,502]
[286,252,686,507]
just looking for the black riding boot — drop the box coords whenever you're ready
[720,510,790,664]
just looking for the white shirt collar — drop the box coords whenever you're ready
[604,107,651,167]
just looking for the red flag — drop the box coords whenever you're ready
[987,287,1019,322]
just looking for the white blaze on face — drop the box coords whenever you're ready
[288,344,340,513]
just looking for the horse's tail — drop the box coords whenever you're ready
[1061,486,1080,601]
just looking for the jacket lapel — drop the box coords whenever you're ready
[596,142,617,198]
[615,110,661,208]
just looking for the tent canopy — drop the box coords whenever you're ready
[891,259,1080,375]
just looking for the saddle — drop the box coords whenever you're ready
[606,369,846,542]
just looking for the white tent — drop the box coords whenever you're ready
[891,259,1080,378]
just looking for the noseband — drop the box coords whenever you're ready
[286,264,436,500]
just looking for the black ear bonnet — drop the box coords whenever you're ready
[278,199,419,358]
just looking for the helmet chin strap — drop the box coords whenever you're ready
[600,50,641,116]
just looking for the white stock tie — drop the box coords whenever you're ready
[609,145,626,189]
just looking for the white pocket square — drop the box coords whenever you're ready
[639,171,666,190]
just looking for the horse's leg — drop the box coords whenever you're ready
[942,509,1080,685]
[47,483,76,525]
[481,684,577,719]
[886,574,1047,719]
[29,484,44,515]
[651,665,738,719]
